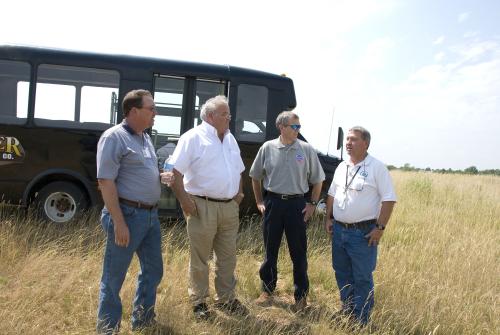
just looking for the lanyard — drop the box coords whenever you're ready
[345,165,361,192]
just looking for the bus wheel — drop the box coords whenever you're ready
[35,181,88,223]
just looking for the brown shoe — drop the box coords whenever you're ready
[290,296,307,313]
[254,292,273,307]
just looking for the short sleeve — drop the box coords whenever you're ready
[307,146,325,184]
[170,133,193,174]
[249,145,266,180]
[97,136,122,180]
[376,163,397,202]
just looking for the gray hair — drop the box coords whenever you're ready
[275,111,299,129]
[349,126,371,147]
[200,95,228,121]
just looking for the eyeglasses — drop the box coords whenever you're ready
[216,112,232,119]
[287,124,301,131]
[141,105,157,112]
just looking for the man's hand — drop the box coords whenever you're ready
[325,218,333,234]
[233,193,244,205]
[365,227,384,246]
[181,198,198,217]
[114,220,130,247]
[302,203,316,222]
[256,201,266,215]
[160,171,175,187]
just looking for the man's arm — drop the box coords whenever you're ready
[251,178,265,215]
[302,181,323,222]
[233,174,245,205]
[170,168,198,217]
[325,195,334,234]
[98,179,129,247]
[366,201,396,246]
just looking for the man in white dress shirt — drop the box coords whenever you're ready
[168,95,247,320]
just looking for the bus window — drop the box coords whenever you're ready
[235,84,268,142]
[34,64,119,130]
[153,76,185,139]
[80,86,119,124]
[152,76,185,210]
[194,79,227,125]
[0,60,30,125]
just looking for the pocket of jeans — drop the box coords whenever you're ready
[360,224,376,239]
[101,211,112,232]
[119,203,137,217]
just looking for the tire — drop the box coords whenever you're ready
[34,181,89,223]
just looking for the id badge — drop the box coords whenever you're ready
[337,192,346,210]
[142,147,151,158]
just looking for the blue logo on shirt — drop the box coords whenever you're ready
[360,170,368,177]
[296,153,305,163]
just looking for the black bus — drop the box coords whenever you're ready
[0,45,341,223]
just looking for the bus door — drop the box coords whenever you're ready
[151,75,227,212]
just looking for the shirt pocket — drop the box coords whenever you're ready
[351,176,366,191]
[122,147,144,166]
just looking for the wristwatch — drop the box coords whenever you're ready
[376,223,386,230]
[309,200,318,206]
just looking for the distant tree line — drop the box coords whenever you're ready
[387,163,500,176]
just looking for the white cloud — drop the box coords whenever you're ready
[433,36,445,45]
[458,12,469,23]
[434,52,445,62]
[387,38,500,169]
[355,37,396,73]
[464,31,480,39]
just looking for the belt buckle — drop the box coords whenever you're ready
[280,194,288,200]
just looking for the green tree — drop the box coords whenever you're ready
[464,166,478,174]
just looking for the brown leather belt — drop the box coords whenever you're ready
[119,198,157,210]
[194,195,232,203]
[334,219,377,230]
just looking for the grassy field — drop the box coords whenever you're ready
[0,171,499,334]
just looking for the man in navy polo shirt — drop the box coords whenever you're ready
[325,126,396,325]
[96,89,163,334]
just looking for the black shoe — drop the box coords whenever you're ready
[193,303,213,321]
[215,299,249,316]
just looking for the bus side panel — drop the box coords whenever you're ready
[0,124,103,206]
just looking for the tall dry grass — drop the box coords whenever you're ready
[0,171,498,334]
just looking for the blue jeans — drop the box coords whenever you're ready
[332,221,377,324]
[97,203,163,333]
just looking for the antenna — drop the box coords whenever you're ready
[326,107,335,155]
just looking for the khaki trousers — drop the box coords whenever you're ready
[186,196,240,306]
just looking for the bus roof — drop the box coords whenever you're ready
[0,45,295,93]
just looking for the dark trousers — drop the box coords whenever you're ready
[259,195,308,301]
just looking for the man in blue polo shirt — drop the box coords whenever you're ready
[96,89,163,334]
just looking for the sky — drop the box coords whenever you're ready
[1,0,499,170]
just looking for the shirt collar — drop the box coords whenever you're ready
[347,153,372,167]
[275,137,299,149]
[200,121,230,138]
[121,119,145,135]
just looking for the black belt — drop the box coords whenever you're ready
[194,195,233,203]
[119,198,157,210]
[334,219,377,230]
[266,191,304,200]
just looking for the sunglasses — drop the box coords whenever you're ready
[287,124,301,131]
